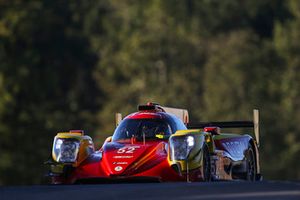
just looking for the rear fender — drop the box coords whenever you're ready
[249,139,261,175]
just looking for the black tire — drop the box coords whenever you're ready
[199,145,211,181]
[245,146,256,181]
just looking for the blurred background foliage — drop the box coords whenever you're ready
[0,0,299,184]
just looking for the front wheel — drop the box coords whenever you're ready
[199,145,211,181]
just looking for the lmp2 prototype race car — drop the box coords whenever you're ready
[46,103,262,184]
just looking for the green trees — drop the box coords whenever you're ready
[0,1,101,184]
[272,0,300,179]
[0,0,299,184]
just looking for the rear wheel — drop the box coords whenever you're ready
[245,146,256,181]
[199,145,211,181]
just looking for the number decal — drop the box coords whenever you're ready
[117,147,136,154]
[126,147,135,153]
[117,148,126,154]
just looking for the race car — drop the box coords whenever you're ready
[46,102,262,184]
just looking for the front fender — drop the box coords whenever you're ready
[52,132,95,167]
[168,130,212,171]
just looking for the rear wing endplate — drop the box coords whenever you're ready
[161,106,189,124]
[115,113,122,127]
[187,109,260,147]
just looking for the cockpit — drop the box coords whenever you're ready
[112,118,172,141]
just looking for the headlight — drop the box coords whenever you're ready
[186,135,194,147]
[53,138,80,163]
[169,135,195,160]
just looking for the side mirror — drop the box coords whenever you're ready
[104,136,112,144]
[155,133,170,139]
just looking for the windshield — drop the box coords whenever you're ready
[112,119,172,141]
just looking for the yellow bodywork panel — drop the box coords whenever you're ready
[168,129,213,172]
[52,132,94,167]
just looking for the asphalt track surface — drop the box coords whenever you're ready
[1,181,299,200]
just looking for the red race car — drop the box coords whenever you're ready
[46,103,262,184]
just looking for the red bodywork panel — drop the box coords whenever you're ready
[60,111,188,184]
[66,140,184,183]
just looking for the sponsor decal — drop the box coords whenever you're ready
[114,166,123,172]
[113,156,133,159]
[113,162,128,165]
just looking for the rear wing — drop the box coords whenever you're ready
[187,109,260,147]
[115,105,189,126]
[161,106,189,124]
